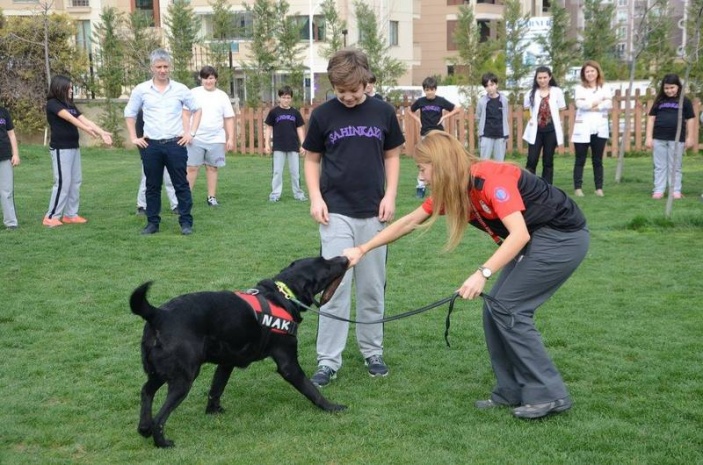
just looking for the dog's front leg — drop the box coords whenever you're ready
[271,347,347,412]
[206,364,234,414]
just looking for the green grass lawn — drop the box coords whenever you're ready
[1,145,702,464]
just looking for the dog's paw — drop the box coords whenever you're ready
[327,403,347,412]
[205,404,225,415]
[155,438,175,448]
[138,424,153,438]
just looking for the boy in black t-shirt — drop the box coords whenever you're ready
[410,76,460,198]
[0,106,20,229]
[303,49,404,387]
[475,73,510,161]
[264,86,307,202]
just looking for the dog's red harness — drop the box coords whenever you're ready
[235,292,298,336]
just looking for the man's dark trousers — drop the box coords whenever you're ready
[141,139,193,227]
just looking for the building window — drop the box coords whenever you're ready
[75,20,91,51]
[71,0,90,6]
[201,12,253,40]
[478,20,490,42]
[389,20,399,46]
[294,15,325,42]
[135,0,155,27]
[447,20,457,51]
[447,0,473,4]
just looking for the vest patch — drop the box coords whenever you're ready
[235,292,298,336]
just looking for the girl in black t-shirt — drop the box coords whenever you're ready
[644,73,696,200]
[43,75,112,227]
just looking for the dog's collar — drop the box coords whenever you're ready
[275,281,296,300]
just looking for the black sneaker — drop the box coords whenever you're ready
[207,196,219,206]
[311,366,336,387]
[365,355,389,377]
[512,397,572,419]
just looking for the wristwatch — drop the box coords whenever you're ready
[478,266,492,280]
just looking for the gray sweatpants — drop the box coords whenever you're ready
[0,159,18,227]
[652,139,683,195]
[479,137,507,161]
[270,151,305,200]
[483,226,589,405]
[46,148,81,220]
[316,213,387,371]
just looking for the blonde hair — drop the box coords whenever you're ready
[327,48,371,90]
[414,131,478,251]
[580,60,605,88]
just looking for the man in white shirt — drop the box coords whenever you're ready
[124,49,202,235]
[187,66,235,207]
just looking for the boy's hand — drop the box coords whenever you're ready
[11,154,20,167]
[378,196,395,222]
[310,197,329,225]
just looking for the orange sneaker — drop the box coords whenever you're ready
[62,215,88,224]
[43,217,63,228]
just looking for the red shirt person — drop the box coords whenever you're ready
[343,130,589,420]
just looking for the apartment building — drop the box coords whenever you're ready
[412,0,552,85]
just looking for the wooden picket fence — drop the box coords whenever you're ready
[233,90,702,157]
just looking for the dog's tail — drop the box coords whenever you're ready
[130,281,159,322]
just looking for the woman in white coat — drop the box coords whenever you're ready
[522,66,566,185]
[571,61,612,197]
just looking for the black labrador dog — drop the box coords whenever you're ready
[130,256,349,448]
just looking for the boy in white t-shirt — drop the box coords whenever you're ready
[187,66,235,206]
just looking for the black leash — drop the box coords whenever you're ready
[289,291,473,347]
[280,284,513,348]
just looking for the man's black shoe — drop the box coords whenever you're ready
[141,223,159,235]
[181,225,193,235]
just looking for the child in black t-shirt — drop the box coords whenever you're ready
[644,73,696,199]
[43,75,112,227]
[264,86,307,202]
[0,105,20,229]
[302,49,405,387]
[410,76,459,198]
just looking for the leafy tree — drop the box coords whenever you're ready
[209,0,235,93]
[536,1,578,87]
[683,0,703,100]
[615,0,671,183]
[499,0,530,100]
[276,8,306,106]
[664,0,703,219]
[0,9,86,133]
[353,0,406,92]
[93,7,126,99]
[243,0,279,106]
[124,11,161,86]
[164,0,201,85]
[581,0,617,77]
[92,7,128,147]
[451,5,493,103]
[319,0,347,60]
